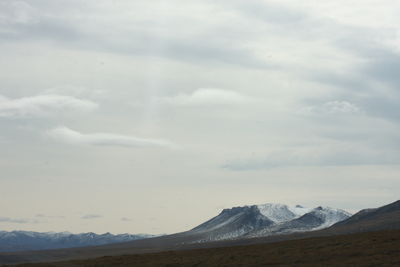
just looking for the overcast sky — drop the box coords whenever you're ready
[1,0,399,235]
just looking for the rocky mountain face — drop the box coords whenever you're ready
[186,203,351,242]
[0,231,154,252]
[190,206,275,241]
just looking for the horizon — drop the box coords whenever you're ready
[0,201,364,235]
[0,200,394,236]
[1,0,399,235]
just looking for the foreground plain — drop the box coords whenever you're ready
[8,230,400,267]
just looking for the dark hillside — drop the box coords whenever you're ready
[9,230,400,267]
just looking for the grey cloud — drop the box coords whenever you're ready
[121,217,131,222]
[362,52,400,87]
[35,214,65,219]
[0,0,273,69]
[220,0,307,25]
[47,126,176,149]
[81,214,102,220]
[289,14,400,125]
[159,88,257,107]
[0,0,38,25]
[301,100,361,115]
[87,31,272,69]
[0,94,98,118]
[0,0,82,42]
[309,46,400,124]
[223,148,400,171]
[356,50,400,122]
[0,217,35,224]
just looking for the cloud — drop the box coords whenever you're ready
[0,216,35,224]
[81,214,102,220]
[159,88,256,107]
[47,126,176,149]
[223,146,400,171]
[301,100,361,115]
[121,217,131,222]
[0,94,98,117]
[0,0,38,26]
[35,214,65,219]
[0,1,272,69]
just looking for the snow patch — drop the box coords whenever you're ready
[257,203,311,223]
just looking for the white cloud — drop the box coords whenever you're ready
[301,100,361,115]
[223,144,398,170]
[322,101,361,114]
[81,214,102,220]
[47,126,176,149]
[159,88,256,106]
[0,94,98,117]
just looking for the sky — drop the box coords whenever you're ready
[0,0,399,235]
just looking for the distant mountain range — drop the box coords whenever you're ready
[0,200,398,265]
[185,203,351,242]
[0,203,350,252]
[0,231,154,252]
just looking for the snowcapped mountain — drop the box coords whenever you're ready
[186,203,351,242]
[257,204,311,223]
[249,205,351,237]
[0,231,155,252]
[190,206,274,241]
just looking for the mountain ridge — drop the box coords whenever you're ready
[0,230,155,252]
[183,203,351,242]
[0,200,398,266]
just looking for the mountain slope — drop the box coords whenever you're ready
[247,206,351,237]
[256,204,311,223]
[327,200,400,233]
[0,231,154,252]
[185,203,350,242]
[189,206,274,241]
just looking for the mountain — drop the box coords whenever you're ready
[0,203,351,253]
[248,206,351,237]
[326,200,400,233]
[185,203,351,242]
[189,206,275,241]
[257,203,311,223]
[0,231,154,252]
[0,201,397,266]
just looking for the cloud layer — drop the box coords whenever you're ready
[81,214,102,220]
[159,88,256,107]
[0,217,35,224]
[47,126,175,149]
[0,94,97,117]
[223,146,400,171]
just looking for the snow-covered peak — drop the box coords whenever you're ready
[309,206,352,229]
[257,203,311,223]
[288,205,312,217]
